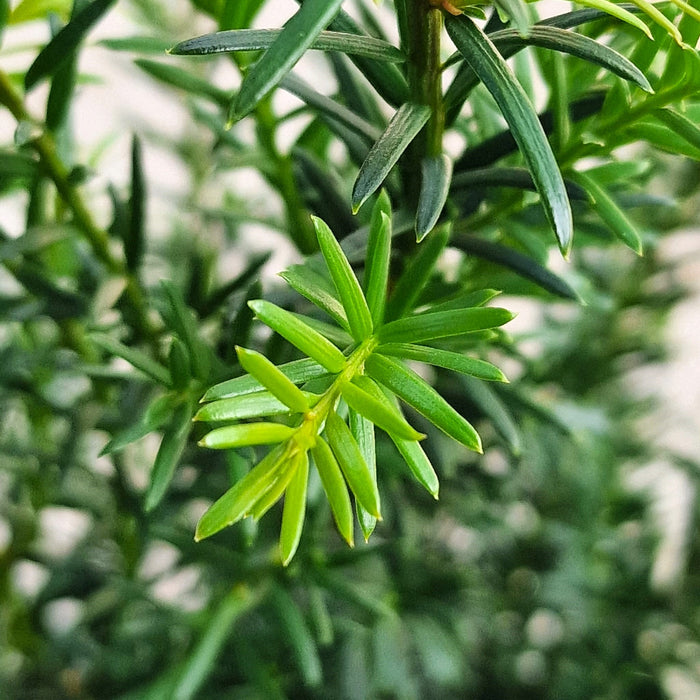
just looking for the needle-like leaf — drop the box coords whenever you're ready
[487,26,653,93]
[91,332,171,386]
[445,14,573,255]
[279,265,349,330]
[280,452,309,565]
[325,411,381,519]
[248,300,347,373]
[365,354,482,453]
[377,344,508,383]
[230,0,344,122]
[145,403,192,512]
[195,444,286,541]
[202,358,329,402]
[378,307,514,344]
[236,346,310,414]
[341,380,424,440]
[194,391,319,423]
[352,375,439,498]
[416,155,453,242]
[348,408,377,541]
[311,438,355,546]
[312,216,373,341]
[571,171,643,255]
[352,103,431,213]
[25,0,116,90]
[199,423,295,450]
[364,191,392,326]
[171,29,405,63]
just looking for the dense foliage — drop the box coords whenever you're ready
[1,0,699,697]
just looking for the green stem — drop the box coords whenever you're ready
[400,2,446,203]
[425,8,445,157]
[294,337,378,450]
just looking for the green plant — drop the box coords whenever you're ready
[1,0,699,697]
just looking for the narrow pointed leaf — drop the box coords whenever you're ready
[135,59,229,104]
[236,346,310,413]
[325,411,381,519]
[425,289,502,313]
[171,29,405,62]
[195,391,319,423]
[379,307,514,344]
[169,339,192,390]
[311,438,354,546]
[281,73,381,142]
[195,444,286,540]
[351,375,439,498]
[327,7,410,107]
[231,0,344,121]
[365,354,482,453]
[126,135,145,272]
[201,252,271,318]
[25,0,116,90]
[269,586,323,687]
[249,458,299,521]
[416,155,453,242]
[202,358,328,402]
[393,437,439,499]
[454,236,580,300]
[569,0,653,38]
[626,0,683,43]
[99,35,174,53]
[279,265,349,329]
[280,452,309,565]
[248,299,346,373]
[291,313,353,347]
[352,103,431,213]
[571,171,643,254]
[445,15,573,255]
[348,408,377,541]
[451,167,587,200]
[460,375,521,456]
[377,344,508,382]
[100,393,174,455]
[199,423,295,449]
[341,380,424,440]
[145,403,192,511]
[160,281,211,381]
[45,15,77,132]
[312,216,373,341]
[174,587,262,700]
[91,332,171,386]
[488,26,653,93]
[654,108,700,152]
[364,192,392,325]
[386,224,450,321]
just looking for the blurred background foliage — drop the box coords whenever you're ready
[1,0,699,698]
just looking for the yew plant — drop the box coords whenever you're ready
[1,0,700,696]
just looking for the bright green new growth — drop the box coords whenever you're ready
[175,0,697,564]
[195,215,512,561]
